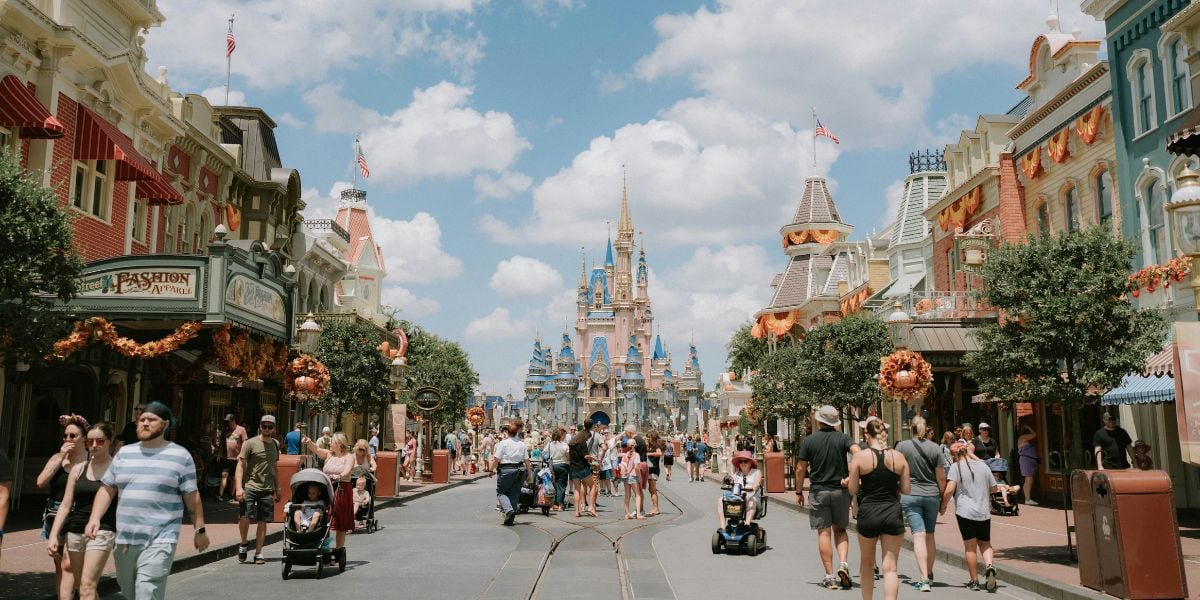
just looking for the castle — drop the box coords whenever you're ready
[524,178,704,432]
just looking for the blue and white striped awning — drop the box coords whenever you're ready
[1100,374,1175,406]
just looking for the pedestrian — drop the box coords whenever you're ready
[284,423,303,455]
[352,439,378,481]
[444,430,459,474]
[569,419,598,517]
[303,432,354,551]
[235,415,280,565]
[317,426,332,451]
[404,430,418,480]
[368,427,380,459]
[619,439,644,519]
[490,420,530,526]
[47,422,117,600]
[480,431,494,475]
[1093,412,1133,470]
[0,445,10,563]
[662,432,675,481]
[940,432,956,473]
[603,432,622,497]
[1016,426,1039,505]
[941,441,1000,592]
[1132,440,1154,470]
[39,413,90,600]
[645,431,664,516]
[116,404,144,450]
[218,414,247,502]
[972,423,1000,461]
[796,404,860,590]
[719,450,760,529]
[895,416,945,592]
[960,424,975,445]
[544,428,570,512]
[848,418,909,600]
[86,401,210,600]
[587,423,605,508]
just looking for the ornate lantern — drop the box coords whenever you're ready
[1168,167,1200,257]
[297,313,322,354]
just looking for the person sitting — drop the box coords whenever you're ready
[718,450,760,529]
[352,477,371,526]
[292,482,326,533]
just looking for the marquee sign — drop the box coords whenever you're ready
[225,274,286,324]
[77,267,198,299]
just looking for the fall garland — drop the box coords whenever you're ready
[467,406,486,426]
[213,323,289,380]
[1127,254,1191,297]
[878,350,933,404]
[51,317,201,360]
[283,354,330,401]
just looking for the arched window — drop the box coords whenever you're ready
[198,212,210,255]
[1162,34,1193,118]
[1146,181,1169,264]
[1064,185,1081,232]
[182,203,196,254]
[1095,169,1113,226]
[1129,50,1158,135]
[1036,202,1051,237]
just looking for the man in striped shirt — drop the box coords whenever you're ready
[87,401,208,600]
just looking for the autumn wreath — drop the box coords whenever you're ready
[878,349,933,404]
[213,323,289,380]
[283,354,330,401]
[51,317,201,360]
[467,406,486,426]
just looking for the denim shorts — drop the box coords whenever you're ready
[900,494,940,533]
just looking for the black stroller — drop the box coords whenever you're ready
[282,469,346,579]
[350,474,379,533]
[986,458,1019,516]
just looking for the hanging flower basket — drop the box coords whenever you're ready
[467,406,486,426]
[878,350,933,405]
[1127,254,1191,296]
[284,355,330,402]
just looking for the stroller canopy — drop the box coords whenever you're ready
[290,468,335,503]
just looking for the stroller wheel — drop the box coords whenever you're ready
[338,552,346,573]
[281,560,291,580]
[542,506,551,517]
[316,559,325,579]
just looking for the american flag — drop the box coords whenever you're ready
[226,23,236,58]
[815,119,839,144]
[357,145,370,179]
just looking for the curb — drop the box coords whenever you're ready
[703,474,1105,600]
[61,475,484,600]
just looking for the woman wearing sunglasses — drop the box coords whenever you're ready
[46,420,114,600]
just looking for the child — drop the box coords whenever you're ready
[293,482,326,533]
[719,450,760,529]
[353,477,371,527]
[1133,440,1154,470]
[620,438,643,520]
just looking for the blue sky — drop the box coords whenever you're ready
[146,0,1106,396]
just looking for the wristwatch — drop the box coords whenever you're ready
[194,526,206,535]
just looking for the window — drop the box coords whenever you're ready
[1129,50,1159,136]
[1171,39,1191,114]
[182,204,195,254]
[1037,202,1051,237]
[1139,62,1155,132]
[164,206,176,253]
[1064,187,1081,232]
[1147,182,1169,264]
[0,126,10,149]
[70,160,111,219]
[1096,170,1113,225]
[130,198,147,243]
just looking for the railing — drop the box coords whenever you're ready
[295,312,399,344]
[872,290,997,321]
[303,219,350,243]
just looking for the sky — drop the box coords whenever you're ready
[144,0,1106,398]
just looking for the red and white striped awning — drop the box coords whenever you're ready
[1144,344,1175,378]
[134,175,183,206]
[0,74,64,139]
[74,104,158,181]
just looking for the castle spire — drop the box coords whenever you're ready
[578,247,588,289]
[619,165,633,234]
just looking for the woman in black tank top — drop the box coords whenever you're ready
[848,419,910,600]
[47,422,117,600]
[38,415,91,600]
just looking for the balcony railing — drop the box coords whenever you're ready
[871,290,997,321]
[303,219,350,243]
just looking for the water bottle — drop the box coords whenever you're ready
[732,481,742,496]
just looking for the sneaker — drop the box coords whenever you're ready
[917,579,931,592]
[254,554,265,565]
[1026,499,1039,506]
[966,580,981,591]
[984,565,997,592]
[823,576,841,590]
[503,510,516,526]
[237,545,248,563]
[874,566,881,580]
[837,563,852,589]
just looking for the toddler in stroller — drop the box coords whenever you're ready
[985,458,1021,516]
[282,468,345,579]
[351,476,378,532]
[293,483,326,532]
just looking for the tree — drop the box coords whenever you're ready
[726,321,771,375]
[394,320,480,431]
[964,227,1167,465]
[750,344,812,422]
[795,314,892,416]
[313,319,392,425]
[0,148,84,361]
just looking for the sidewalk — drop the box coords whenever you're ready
[0,471,487,600]
[721,473,1199,600]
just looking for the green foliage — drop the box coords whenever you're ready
[737,413,754,436]
[750,345,810,420]
[313,320,392,423]
[726,321,770,375]
[964,227,1168,407]
[394,319,480,431]
[795,314,893,414]
[0,148,83,360]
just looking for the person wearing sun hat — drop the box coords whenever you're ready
[718,450,761,529]
[797,405,861,590]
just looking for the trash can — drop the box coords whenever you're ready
[431,449,450,483]
[1091,470,1188,599]
[274,454,307,522]
[1070,469,1101,592]
[375,451,398,497]
[764,452,786,494]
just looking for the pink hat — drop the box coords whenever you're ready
[731,450,757,469]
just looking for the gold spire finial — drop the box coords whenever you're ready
[578,247,587,288]
[619,165,633,234]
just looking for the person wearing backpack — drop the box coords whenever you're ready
[895,416,947,592]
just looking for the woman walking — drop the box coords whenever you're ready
[47,423,116,600]
[568,423,597,517]
[645,431,664,516]
[1016,426,1039,505]
[351,439,377,480]
[941,442,1000,592]
[39,414,90,600]
[619,439,644,519]
[896,417,946,592]
[603,432,622,497]
[544,428,570,511]
[403,431,418,480]
[847,419,910,600]
[304,432,354,551]
[661,431,675,481]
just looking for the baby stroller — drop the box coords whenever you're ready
[282,469,345,579]
[350,475,379,534]
[712,476,768,556]
[516,461,553,517]
[986,458,1019,516]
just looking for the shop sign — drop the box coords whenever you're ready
[78,267,198,299]
[413,387,443,412]
[225,274,286,323]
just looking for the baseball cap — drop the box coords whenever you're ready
[224,413,235,421]
[260,415,276,425]
[978,422,991,429]
[322,426,331,433]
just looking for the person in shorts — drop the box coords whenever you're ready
[895,416,946,592]
[942,441,1000,592]
[796,405,860,590]
[219,414,247,502]
[235,415,280,565]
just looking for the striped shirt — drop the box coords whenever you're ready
[101,442,197,546]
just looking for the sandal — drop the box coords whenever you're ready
[253,554,265,565]
[588,510,598,517]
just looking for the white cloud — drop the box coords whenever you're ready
[276,112,305,128]
[490,256,564,297]
[480,362,531,397]
[593,69,628,95]
[145,1,487,90]
[879,178,906,231]
[634,1,1105,148]
[649,244,776,348]
[524,0,585,19]
[305,82,530,186]
[474,170,533,201]
[465,307,533,340]
[381,285,441,317]
[201,86,245,107]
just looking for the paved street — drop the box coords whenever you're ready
[101,475,1044,599]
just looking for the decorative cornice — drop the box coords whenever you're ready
[1008,62,1109,139]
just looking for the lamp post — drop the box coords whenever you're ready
[297,314,322,355]
[1168,167,1200,271]
[886,302,913,350]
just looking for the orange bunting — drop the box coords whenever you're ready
[1020,147,1042,179]
[783,229,839,248]
[1075,105,1104,145]
[750,321,766,339]
[1047,128,1070,163]
[937,186,982,231]
[759,311,798,337]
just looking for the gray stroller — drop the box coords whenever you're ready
[281,468,346,579]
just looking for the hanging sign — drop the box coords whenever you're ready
[78,267,198,299]
[225,274,286,323]
[412,387,444,412]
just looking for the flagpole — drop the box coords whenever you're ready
[353,136,359,190]
[225,13,234,106]
[811,107,817,169]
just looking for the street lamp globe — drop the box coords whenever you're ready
[1169,167,1200,257]
[886,302,913,349]
[297,313,322,354]
[390,355,407,385]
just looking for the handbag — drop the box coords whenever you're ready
[536,483,550,507]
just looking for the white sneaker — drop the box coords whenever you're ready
[1026,499,1039,506]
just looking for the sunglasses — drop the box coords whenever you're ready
[63,433,80,440]
[260,424,275,429]
[86,438,108,446]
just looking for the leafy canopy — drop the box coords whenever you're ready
[795,314,892,414]
[394,319,480,430]
[313,319,392,423]
[726,321,770,375]
[964,227,1167,406]
[750,344,811,420]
